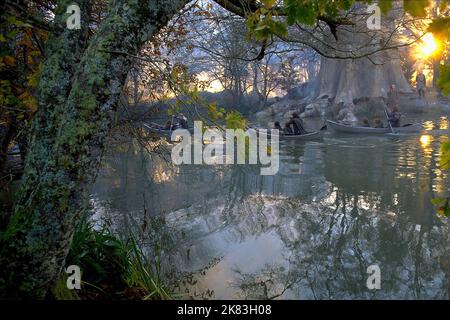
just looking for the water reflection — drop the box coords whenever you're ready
[92,116,450,299]
[440,117,449,130]
[420,135,432,149]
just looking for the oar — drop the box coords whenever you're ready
[169,115,174,134]
[384,107,394,134]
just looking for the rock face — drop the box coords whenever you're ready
[300,98,330,118]
[337,108,358,123]
[254,92,445,126]
[256,99,307,125]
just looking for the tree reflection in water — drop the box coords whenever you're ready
[92,117,450,299]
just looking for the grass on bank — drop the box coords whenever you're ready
[52,215,171,300]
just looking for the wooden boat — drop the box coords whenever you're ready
[279,129,326,140]
[258,127,326,141]
[326,120,421,134]
[143,122,193,138]
[392,123,422,133]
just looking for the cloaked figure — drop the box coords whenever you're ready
[274,121,282,132]
[416,71,426,99]
[286,112,307,135]
[175,112,189,129]
[283,123,293,135]
[387,106,401,128]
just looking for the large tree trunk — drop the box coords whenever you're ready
[0,0,187,299]
[312,49,412,105]
[309,4,412,105]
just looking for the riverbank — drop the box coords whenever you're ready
[51,214,172,300]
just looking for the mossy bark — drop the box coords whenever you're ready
[0,0,187,299]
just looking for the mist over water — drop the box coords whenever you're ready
[92,114,450,299]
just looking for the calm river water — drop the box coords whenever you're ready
[92,112,450,299]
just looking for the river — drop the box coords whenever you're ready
[92,112,450,299]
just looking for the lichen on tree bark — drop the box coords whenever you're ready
[0,0,188,299]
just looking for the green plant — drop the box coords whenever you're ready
[125,239,172,300]
[59,215,173,300]
[67,217,129,289]
[432,141,450,217]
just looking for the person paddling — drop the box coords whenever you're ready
[387,106,401,128]
[287,112,307,135]
[283,123,293,135]
[164,120,173,130]
[274,121,282,132]
[175,112,189,129]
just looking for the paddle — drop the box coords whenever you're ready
[384,107,394,134]
[169,115,174,133]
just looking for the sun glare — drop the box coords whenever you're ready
[197,72,224,93]
[415,33,439,59]
[420,134,432,148]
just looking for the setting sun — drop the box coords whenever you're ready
[415,33,439,59]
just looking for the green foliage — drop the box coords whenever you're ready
[246,0,420,41]
[432,141,450,218]
[245,0,449,102]
[437,65,450,95]
[125,239,171,300]
[225,110,247,130]
[438,66,449,87]
[283,0,319,26]
[246,0,392,41]
[283,0,352,25]
[261,0,277,8]
[440,140,450,170]
[378,0,393,14]
[65,215,172,299]
[428,17,450,39]
[403,0,430,17]
[428,2,450,219]
[431,198,450,217]
[67,217,130,287]
[246,8,287,40]
[207,102,225,121]
[0,11,43,117]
